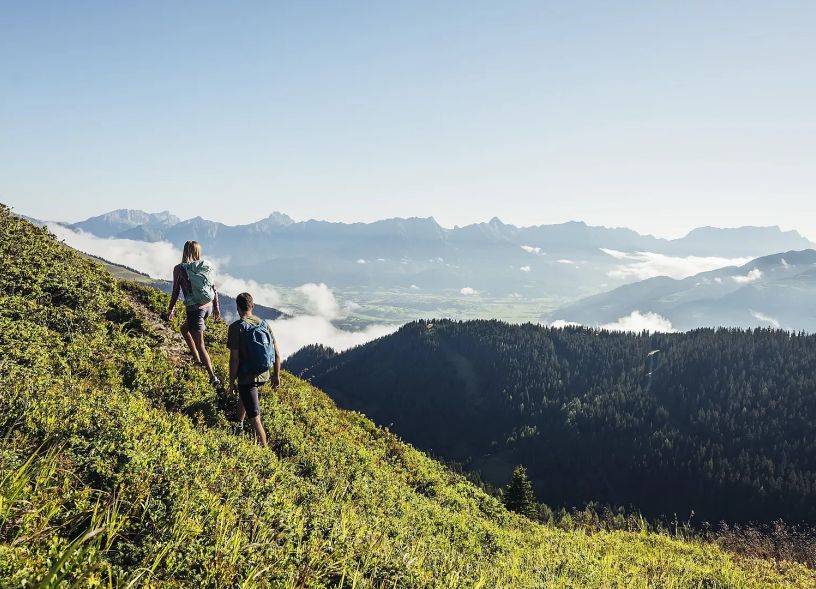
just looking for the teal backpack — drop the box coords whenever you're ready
[238,319,276,377]
[181,260,216,305]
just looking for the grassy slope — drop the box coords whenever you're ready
[0,206,813,588]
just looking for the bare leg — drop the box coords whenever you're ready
[237,395,247,426]
[180,323,200,362]
[191,330,215,379]
[250,416,268,447]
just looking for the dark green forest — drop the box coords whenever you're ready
[286,320,816,524]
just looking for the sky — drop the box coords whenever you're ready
[1,1,815,239]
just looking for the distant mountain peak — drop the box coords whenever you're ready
[264,211,295,225]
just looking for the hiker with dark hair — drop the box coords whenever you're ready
[228,292,281,447]
[166,240,221,386]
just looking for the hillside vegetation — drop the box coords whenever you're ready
[1,205,813,587]
[287,320,816,524]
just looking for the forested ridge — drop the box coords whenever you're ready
[287,320,816,524]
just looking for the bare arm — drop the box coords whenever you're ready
[167,266,181,318]
[272,339,281,388]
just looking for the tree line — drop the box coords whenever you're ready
[286,319,816,523]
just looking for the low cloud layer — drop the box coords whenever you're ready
[601,249,753,281]
[49,223,178,280]
[601,311,676,333]
[550,319,581,328]
[750,310,780,328]
[733,268,763,284]
[549,311,676,333]
[48,224,395,357]
[270,316,395,357]
[460,287,478,295]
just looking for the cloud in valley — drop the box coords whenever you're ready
[550,319,581,328]
[732,268,762,284]
[296,282,343,319]
[49,223,179,280]
[269,316,395,358]
[601,311,676,333]
[750,310,781,328]
[519,265,531,273]
[600,249,753,281]
[460,287,478,295]
[47,224,396,357]
[521,245,543,255]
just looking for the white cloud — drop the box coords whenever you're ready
[47,224,395,358]
[409,284,420,290]
[781,258,790,269]
[550,319,581,328]
[48,223,179,280]
[732,268,762,284]
[750,310,781,328]
[356,259,367,264]
[521,245,543,255]
[600,248,753,281]
[601,311,676,333]
[519,265,531,273]
[557,259,575,265]
[216,275,282,307]
[460,287,478,295]
[269,316,396,358]
[599,248,630,261]
[295,282,343,319]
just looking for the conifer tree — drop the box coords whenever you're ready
[504,465,538,519]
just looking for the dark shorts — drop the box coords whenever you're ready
[238,383,261,419]
[185,304,211,333]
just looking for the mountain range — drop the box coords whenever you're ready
[67,209,816,300]
[551,249,816,331]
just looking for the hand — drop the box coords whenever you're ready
[272,373,281,390]
[166,309,174,321]
[213,310,221,322]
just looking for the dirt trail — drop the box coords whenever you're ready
[125,290,191,366]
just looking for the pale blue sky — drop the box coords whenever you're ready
[1,1,814,238]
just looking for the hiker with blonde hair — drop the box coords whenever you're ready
[166,240,221,386]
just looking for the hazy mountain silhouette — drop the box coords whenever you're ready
[67,209,816,297]
[550,250,816,331]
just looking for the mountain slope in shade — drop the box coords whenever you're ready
[285,319,816,524]
[550,249,816,331]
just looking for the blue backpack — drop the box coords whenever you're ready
[238,319,276,377]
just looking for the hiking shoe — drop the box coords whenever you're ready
[210,376,221,387]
